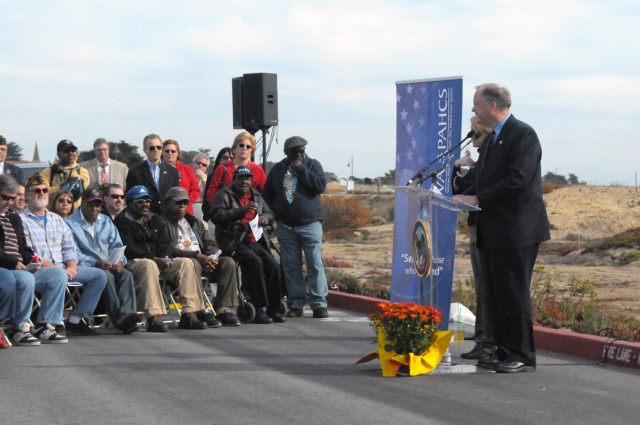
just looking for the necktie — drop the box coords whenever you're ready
[101,164,108,184]
[484,131,496,161]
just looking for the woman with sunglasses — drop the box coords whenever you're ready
[49,190,75,219]
[204,132,266,208]
[161,139,200,216]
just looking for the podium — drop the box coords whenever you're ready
[394,185,480,307]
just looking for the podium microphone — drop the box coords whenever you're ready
[416,165,445,186]
[406,129,476,186]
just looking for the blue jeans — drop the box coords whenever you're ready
[102,268,137,323]
[0,268,36,329]
[71,266,108,319]
[276,221,328,310]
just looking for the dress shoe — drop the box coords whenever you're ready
[216,310,241,327]
[494,361,536,373]
[286,308,303,318]
[178,312,207,330]
[146,315,168,332]
[253,310,273,324]
[196,309,222,328]
[64,318,99,336]
[115,313,141,334]
[267,311,286,323]
[461,343,483,360]
[312,307,329,318]
[476,351,499,369]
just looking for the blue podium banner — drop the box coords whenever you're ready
[391,76,463,327]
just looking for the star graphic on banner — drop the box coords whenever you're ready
[418,117,426,127]
[406,85,413,94]
[397,94,402,103]
[406,150,413,161]
[401,109,408,120]
[420,85,427,94]
[413,100,419,110]
[406,123,413,134]
[411,139,417,150]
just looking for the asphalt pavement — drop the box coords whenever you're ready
[1,308,639,425]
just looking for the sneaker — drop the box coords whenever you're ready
[10,328,41,346]
[178,312,207,330]
[146,315,168,332]
[196,309,222,328]
[115,313,141,334]
[253,309,273,324]
[312,307,329,319]
[32,323,68,344]
[216,310,241,327]
[286,308,303,318]
[64,318,99,336]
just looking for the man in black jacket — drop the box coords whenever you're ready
[163,186,240,327]
[125,134,179,213]
[0,135,24,184]
[114,185,210,331]
[263,136,328,319]
[454,83,550,373]
[211,166,284,324]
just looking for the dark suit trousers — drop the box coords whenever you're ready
[478,243,539,365]
[235,242,281,312]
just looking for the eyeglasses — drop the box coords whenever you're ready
[164,149,177,154]
[133,198,152,204]
[1,194,16,201]
[195,161,209,167]
[237,143,251,150]
[57,198,73,204]
[29,188,49,194]
[175,200,189,206]
[148,146,162,151]
[109,194,125,199]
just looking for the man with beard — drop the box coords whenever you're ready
[21,174,107,336]
[102,183,126,220]
[211,166,284,324]
[0,175,68,345]
[41,140,90,209]
[114,185,211,331]
[163,186,240,327]
[66,188,140,334]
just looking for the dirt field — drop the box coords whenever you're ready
[323,186,640,318]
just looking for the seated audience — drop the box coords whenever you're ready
[49,190,75,219]
[101,183,126,220]
[66,188,141,334]
[21,174,107,336]
[9,183,26,213]
[114,185,213,331]
[0,175,68,345]
[163,186,240,327]
[211,166,284,324]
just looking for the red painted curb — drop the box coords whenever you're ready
[327,290,640,370]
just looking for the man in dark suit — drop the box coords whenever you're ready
[453,83,550,373]
[80,138,129,190]
[0,135,24,184]
[126,134,179,213]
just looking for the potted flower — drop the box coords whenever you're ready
[357,302,451,376]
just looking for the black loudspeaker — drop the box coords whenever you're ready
[232,77,244,129]
[242,73,278,130]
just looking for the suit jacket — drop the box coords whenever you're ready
[80,158,129,190]
[466,115,550,250]
[2,163,24,184]
[126,160,179,213]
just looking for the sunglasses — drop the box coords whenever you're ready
[57,198,73,204]
[1,194,16,201]
[109,194,125,199]
[164,149,177,154]
[195,161,209,167]
[237,143,251,150]
[175,200,189,206]
[30,188,49,194]
[133,198,152,204]
[148,146,162,151]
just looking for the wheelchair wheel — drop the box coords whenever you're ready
[237,301,256,324]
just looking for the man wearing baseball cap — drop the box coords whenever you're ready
[66,188,140,334]
[0,135,24,184]
[40,139,90,210]
[263,136,329,319]
[163,186,240,327]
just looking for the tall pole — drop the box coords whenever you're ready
[350,156,355,193]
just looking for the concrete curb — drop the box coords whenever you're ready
[327,290,640,370]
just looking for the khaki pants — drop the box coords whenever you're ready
[126,257,205,316]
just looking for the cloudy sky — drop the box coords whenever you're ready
[1,0,638,185]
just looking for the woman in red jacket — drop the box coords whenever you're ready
[205,131,266,205]
[162,139,200,215]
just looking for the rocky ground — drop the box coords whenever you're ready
[322,186,640,319]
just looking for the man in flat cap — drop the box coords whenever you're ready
[41,139,90,210]
[263,136,329,319]
[0,135,24,184]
